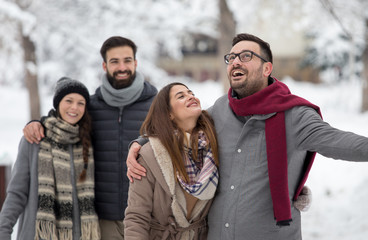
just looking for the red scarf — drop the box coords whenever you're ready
[228,78,322,226]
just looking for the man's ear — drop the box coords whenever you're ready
[263,62,273,77]
[102,62,107,72]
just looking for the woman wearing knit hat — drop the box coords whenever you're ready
[0,77,101,240]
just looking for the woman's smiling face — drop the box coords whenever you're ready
[169,84,202,132]
[58,93,86,125]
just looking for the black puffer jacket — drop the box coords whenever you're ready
[88,81,157,220]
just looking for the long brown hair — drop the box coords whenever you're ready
[140,82,219,183]
[78,109,92,182]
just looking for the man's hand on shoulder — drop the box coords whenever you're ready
[23,121,45,144]
[126,142,146,182]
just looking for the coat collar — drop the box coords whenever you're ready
[148,137,176,195]
[147,137,211,228]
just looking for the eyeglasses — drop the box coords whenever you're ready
[224,50,268,65]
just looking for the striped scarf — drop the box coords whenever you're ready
[177,131,219,200]
[36,110,100,240]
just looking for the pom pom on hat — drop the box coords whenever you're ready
[53,77,90,109]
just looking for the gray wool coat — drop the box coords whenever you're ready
[207,94,368,240]
[124,137,212,240]
[0,137,82,240]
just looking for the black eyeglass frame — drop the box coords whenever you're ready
[224,50,268,65]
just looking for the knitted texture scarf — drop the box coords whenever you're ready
[228,78,321,226]
[177,131,219,200]
[36,110,100,240]
[100,71,144,108]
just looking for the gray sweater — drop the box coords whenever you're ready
[207,94,368,240]
[0,137,81,240]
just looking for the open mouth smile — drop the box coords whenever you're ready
[67,112,78,117]
[115,71,131,79]
[232,70,245,77]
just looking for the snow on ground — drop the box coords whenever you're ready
[1,78,368,239]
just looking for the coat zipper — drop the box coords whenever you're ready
[118,108,123,123]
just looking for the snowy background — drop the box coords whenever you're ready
[1,77,368,240]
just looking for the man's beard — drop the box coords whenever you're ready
[106,70,136,89]
[228,65,264,99]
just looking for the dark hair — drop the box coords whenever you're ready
[140,82,219,182]
[232,33,273,63]
[77,109,92,182]
[100,36,137,62]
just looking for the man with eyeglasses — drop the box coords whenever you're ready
[126,33,368,240]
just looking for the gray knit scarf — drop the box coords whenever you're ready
[36,110,100,240]
[100,71,145,108]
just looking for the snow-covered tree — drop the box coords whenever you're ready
[0,0,40,119]
[26,0,218,88]
[2,0,368,115]
[0,0,220,119]
[301,0,366,84]
[302,25,364,83]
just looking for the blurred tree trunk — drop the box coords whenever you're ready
[218,0,236,93]
[362,19,368,112]
[22,32,40,120]
[16,0,41,120]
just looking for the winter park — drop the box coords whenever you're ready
[1,0,368,239]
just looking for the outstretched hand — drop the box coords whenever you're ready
[126,142,146,182]
[23,121,45,144]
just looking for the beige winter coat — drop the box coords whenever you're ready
[124,137,213,240]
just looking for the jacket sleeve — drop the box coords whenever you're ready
[0,137,32,240]
[291,106,368,162]
[124,155,155,239]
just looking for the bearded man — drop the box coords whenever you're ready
[23,36,157,240]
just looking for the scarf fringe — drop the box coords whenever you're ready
[35,220,58,240]
[57,228,73,240]
[81,220,101,240]
[35,220,100,240]
[37,115,100,239]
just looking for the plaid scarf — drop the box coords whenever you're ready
[36,110,100,240]
[177,131,219,200]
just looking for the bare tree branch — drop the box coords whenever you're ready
[319,0,353,40]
